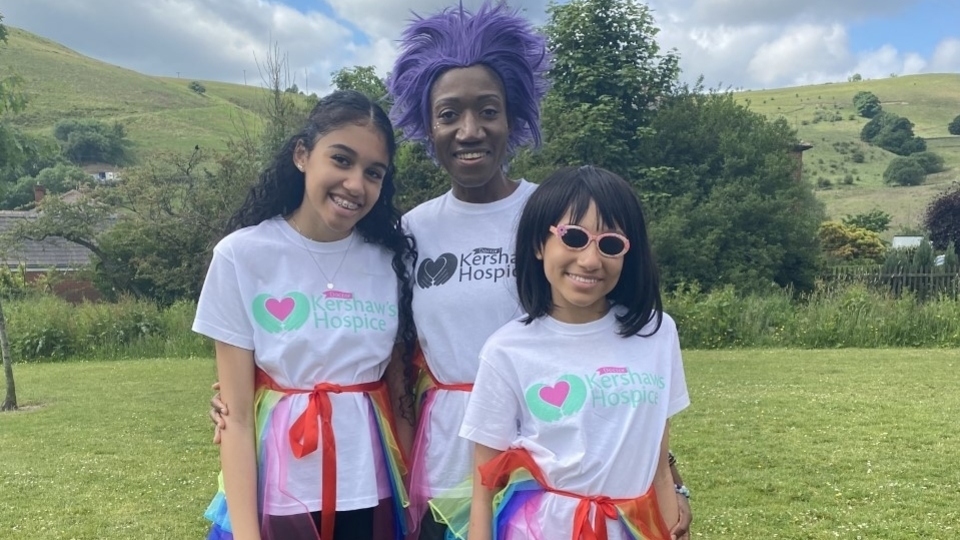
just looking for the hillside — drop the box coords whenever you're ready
[0,27,268,159]
[737,74,960,237]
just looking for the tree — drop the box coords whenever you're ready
[189,81,206,95]
[852,91,881,118]
[842,209,892,233]
[637,88,825,293]
[883,156,926,186]
[848,73,862,82]
[911,151,944,174]
[949,114,960,136]
[818,221,886,263]
[0,11,18,411]
[923,182,960,252]
[53,119,131,165]
[912,235,934,267]
[13,145,258,304]
[860,111,926,156]
[539,0,679,179]
[254,42,311,162]
[331,66,388,102]
[2,163,91,209]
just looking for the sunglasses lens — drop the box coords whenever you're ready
[560,227,590,249]
[598,236,626,256]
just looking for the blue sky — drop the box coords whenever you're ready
[3,0,958,92]
[848,1,957,58]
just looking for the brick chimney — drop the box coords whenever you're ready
[34,184,47,203]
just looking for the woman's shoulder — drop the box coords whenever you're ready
[212,219,283,257]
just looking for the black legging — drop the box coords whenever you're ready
[265,507,375,540]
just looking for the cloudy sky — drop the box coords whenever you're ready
[4,0,959,93]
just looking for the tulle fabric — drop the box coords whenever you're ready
[429,448,672,540]
[407,348,474,539]
[204,371,410,540]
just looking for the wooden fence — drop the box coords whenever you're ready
[821,265,960,300]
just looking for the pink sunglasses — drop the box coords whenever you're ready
[549,224,630,258]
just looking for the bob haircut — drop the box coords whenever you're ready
[387,1,550,157]
[515,166,663,337]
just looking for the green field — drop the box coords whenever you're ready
[1,350,958,539]
[737,74,960,237]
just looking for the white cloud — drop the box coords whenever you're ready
[748,24,851,86]
[929,38,960,72]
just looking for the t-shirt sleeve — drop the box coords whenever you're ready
[192,243,254,350]
[666,321,690,418]
[459,353,521,451]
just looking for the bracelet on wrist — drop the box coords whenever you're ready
[675,483,691,499]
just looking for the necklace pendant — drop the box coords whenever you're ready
[326,282,334,290]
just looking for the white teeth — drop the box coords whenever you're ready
[568,274,599,284]
[457,152,485,160]
[332,196,359,210]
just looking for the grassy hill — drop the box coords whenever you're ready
[737,74,960,237]
[3,26,959,236]
[0,27,269,160]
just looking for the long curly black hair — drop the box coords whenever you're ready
[226,90,418,412]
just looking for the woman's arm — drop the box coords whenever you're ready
[652,421,680,538]
[467,443,502,540]
[385,344,415,457]
[215,341,260,540]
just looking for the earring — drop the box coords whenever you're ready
[296,163,304,172]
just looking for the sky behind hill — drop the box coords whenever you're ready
[4,0,959,94]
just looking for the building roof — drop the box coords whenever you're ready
[891,235,925,249]
[0,211,94,271]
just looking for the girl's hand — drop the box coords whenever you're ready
[209,382,228,444]
[671,493,691,540]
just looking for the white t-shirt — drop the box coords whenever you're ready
[192,217,399,513]
[460,309,689,539]
[403,180,536,496]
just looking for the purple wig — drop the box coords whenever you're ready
[387,1,550,156]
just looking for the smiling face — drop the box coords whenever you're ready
[429,65,511,201]
[291,122,389,242]
[538,200,626,324]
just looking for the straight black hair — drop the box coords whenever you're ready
[515,165,663,337]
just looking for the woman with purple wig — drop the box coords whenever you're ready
[387,3,691,539]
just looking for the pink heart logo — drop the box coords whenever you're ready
[265,297,295,321]
[539,381,570,408]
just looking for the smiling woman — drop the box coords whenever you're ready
[193,90,417,540]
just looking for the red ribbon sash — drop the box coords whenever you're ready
[479,448,671,540]
[256,369,385,540]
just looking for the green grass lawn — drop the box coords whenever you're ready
[2,350,958,539]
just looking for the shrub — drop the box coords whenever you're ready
[851,148,865,163]
[842,209,891,233]
[852,91,881,118]
[949,114,960,136]
[188,81,206,95]
[911,151,945,174]
[883,157,926,186]
[818,221,886,263]
[923,183,960,251]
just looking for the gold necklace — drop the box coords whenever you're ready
[290,218,354,290]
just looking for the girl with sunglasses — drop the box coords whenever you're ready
[452,165,689,540]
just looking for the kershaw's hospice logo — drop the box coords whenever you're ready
[524,366,665,422]
[252,290,397,334]
[416,247,516,289]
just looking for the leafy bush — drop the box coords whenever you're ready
[842,209,891,233]
[5,295,210,362]
[852,91,881,118]
[949,114,960,136]
[818,221,886,263]
[53,119,131,165]
[883,156,926,186]
[861,112,926,156]
[924,183,960,251]
[911,151,945,174]
[188,81,206,95]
